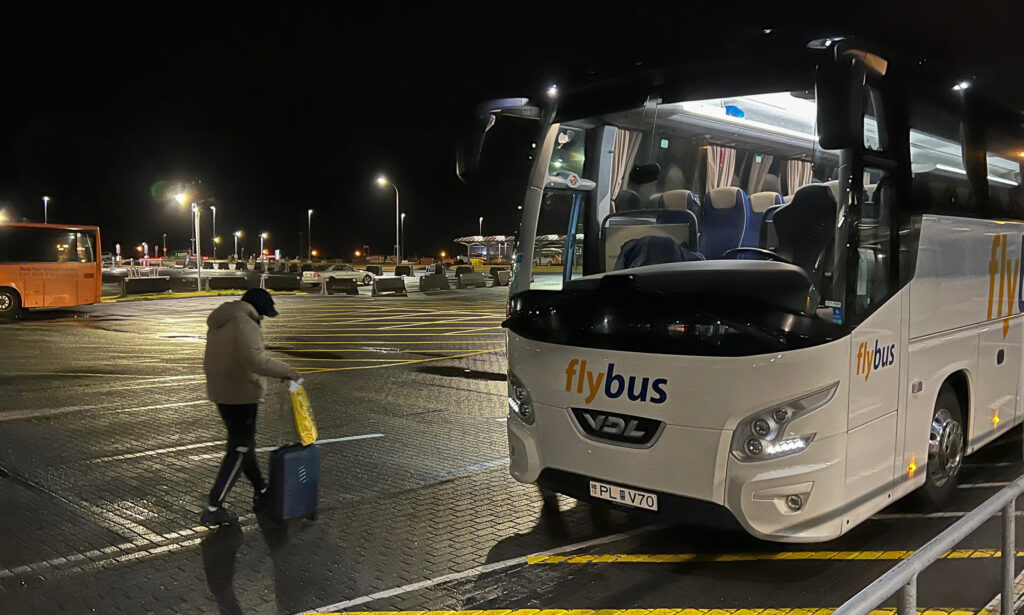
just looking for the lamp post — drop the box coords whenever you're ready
[162,233,167,259]
[260,233,268,260]
[400,213,406,262]
[42,196,50,224]
[376,176,400,263]
[211,205,217,259]
[307,209,313,260]
[234,231,242,258]
[192,203,203,291]
[479,216,483,236]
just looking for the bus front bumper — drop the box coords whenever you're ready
[508,404,847,542]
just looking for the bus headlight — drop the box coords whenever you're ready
[508,372,535,425]
[731,382,838,462]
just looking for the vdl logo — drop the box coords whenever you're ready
[988,233,1022,339]
[856,340,896,382]
[564,359,668,405]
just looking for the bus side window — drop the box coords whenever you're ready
[855,168,894,314]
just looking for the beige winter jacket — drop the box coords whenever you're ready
[203,301,291,404]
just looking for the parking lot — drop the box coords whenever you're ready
[0,289,1021,614]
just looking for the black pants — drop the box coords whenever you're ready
[208,403,265,508]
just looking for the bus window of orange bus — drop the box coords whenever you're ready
[0,223,102,318]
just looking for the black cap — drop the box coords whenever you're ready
[241,288,279,318]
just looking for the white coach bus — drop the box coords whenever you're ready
[458,40,1024,542]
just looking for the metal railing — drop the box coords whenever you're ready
[834,474,1023,615]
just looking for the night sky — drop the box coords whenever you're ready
[1,2,1021,259]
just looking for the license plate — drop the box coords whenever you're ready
[589,480,659,511]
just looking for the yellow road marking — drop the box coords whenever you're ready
[323,605,987,609]
[266,340,502,345]
[302,349,498,373]
[269,349,500,353]
[527,550,1022,564]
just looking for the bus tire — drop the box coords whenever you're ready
[918,383,965,508]
[0,288,22,319]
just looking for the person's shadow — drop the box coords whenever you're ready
[200,524,245,615]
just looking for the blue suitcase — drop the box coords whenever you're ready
[269,444,320,520]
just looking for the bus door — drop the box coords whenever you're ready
[44,232,78,307]
[825,62,904,525]
[73,230,100,304]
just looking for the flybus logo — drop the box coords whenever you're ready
[564,359,668,405]
[988,233,1021,339]
[856,340,896,382]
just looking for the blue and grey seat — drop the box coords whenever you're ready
[749,191,786,248]
[699,187,751,259]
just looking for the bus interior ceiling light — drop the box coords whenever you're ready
[806,36,846,49]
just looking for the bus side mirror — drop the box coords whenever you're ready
[816,55,867,150]
[456,98,542,183]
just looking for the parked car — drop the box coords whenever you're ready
[302,264,375,286]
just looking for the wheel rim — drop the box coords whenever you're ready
[0,293,11,312]
[364,276,371,285]
[927,407,963,487]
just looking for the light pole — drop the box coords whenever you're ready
[400,213,406,262]
[376,176,400,263]
[307,209,313,260]
[162,233,167,259]
[260,233,268,260]
[479,216,483,236]
[192,203,203,291]
[42,196,50,224]
[211,205,217,259]
[234,231,242,258]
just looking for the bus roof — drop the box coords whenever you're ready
[0,221,100,232]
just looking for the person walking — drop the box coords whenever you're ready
[201,288,300,527]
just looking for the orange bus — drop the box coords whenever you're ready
[0,222,103,318]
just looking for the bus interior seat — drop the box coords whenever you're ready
[664,164,686,191]
[760,203,787,249]
[863,184,879,219]
[763,173,782,193]
[749,191,785,248]
[772,184,837,298]
[658,189,700,213]
[784,193,795,203]
[602,209,699,272]
[700,187,751,258]
[825,180,841,203]
[614,189,642,211]
[612,235,704,271]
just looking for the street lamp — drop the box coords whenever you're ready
[307,209,313,260]
[234,231,243,258]
[479,216,483,236]
[211,205,217,259]
[162,233,167,259]
[174,192,187,205]
[376,176,400,263]
[42,196,50,224]
[192,202,203,291]
[400,213,406,262]
[260,233,268,260]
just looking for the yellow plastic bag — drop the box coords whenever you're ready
[289,380,318,446]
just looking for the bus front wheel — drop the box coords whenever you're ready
[918,383,964,507]
[0,289,22,319]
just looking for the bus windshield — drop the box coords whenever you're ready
[509,86,899,355]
